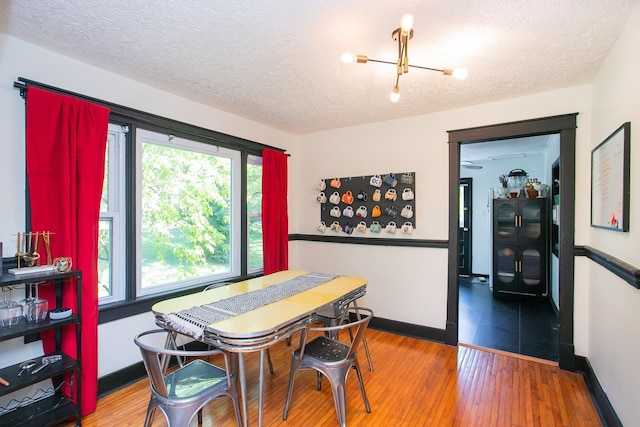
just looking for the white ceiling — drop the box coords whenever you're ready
[460,135,557,163]
[0,1,637,135]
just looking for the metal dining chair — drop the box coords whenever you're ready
[282,307,374,427]
[316,299,374,371]
[134,328,242,427]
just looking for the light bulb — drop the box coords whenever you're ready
[400,14,414,33]
[390,86,400,102]
[452,68,468,80]
[341,52,354,63]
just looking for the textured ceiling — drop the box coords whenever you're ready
[0,0,637,134]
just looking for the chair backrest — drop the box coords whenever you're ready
[301,307,373,360]
[134,329,232,399]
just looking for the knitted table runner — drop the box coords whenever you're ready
[157,272,338,339]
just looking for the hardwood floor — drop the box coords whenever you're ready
[66,329,601,426]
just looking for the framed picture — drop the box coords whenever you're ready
[591,122,631,231]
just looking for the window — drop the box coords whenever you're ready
[98,122,265,307]
[98,124,126,304]
[247,155,263,273]
[135,129,241,296]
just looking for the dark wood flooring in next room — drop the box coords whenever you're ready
[458,276,559,361]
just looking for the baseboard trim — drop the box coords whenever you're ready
[98,361,147,398]
[575,356,622,427]
[370,316,446,343]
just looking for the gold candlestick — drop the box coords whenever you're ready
[43,231,52,266]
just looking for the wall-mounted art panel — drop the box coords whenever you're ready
[316,172,416,236]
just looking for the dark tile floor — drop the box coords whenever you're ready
[458,276,559,361]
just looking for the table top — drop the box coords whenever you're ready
[152,270,367,345]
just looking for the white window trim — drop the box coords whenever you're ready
[99,124,127,305]
[247,154,263,275]
[135,129,241,297]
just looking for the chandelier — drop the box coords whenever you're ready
[342,14,468,102]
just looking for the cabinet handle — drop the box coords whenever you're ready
[518,261,522,272]
[514,215,522,227]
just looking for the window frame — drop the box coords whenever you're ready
[99,115,272,323]
[97,124,127,305]
[246,154,263,274]
[134,128,242,297]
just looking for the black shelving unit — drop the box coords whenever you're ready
[0,269,82,427]
[492,198,549,298]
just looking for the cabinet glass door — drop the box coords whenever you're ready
[520,200,542,240]
[496,246,516,284]
[521,247,542,286]
[496,202,516,239]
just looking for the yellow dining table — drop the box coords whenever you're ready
[151,270,367,427]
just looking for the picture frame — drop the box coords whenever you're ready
[590,122,630,231]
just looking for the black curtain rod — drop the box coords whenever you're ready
[13,77,289,156]
[13,81,27,97]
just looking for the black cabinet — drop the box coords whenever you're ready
[0,270,81,427]
[493,198,548,297]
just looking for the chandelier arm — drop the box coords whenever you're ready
[358,58,446,74]
[407,64,445,73]
[365,58,398,66]
[403,35,409,74]
[397,32,404,75]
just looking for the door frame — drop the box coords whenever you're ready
[459,177,472,276]
[446,114,577,371]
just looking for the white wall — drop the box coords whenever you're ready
[584,3,640,425]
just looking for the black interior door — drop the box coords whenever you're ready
[459,178,472,276]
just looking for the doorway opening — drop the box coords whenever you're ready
[458,137,559,361]
[459,177,472,277]
[446,114,578,371]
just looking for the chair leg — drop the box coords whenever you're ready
[360,332,374,371]
[353,360,371,413]
[266,349,274,374]
[227,377,243,427]
[144,395,159,427]
[325,369,348,427]
[282,357,301,420]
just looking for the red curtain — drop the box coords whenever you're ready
[26,87,110,416]
[262,149,289,274]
